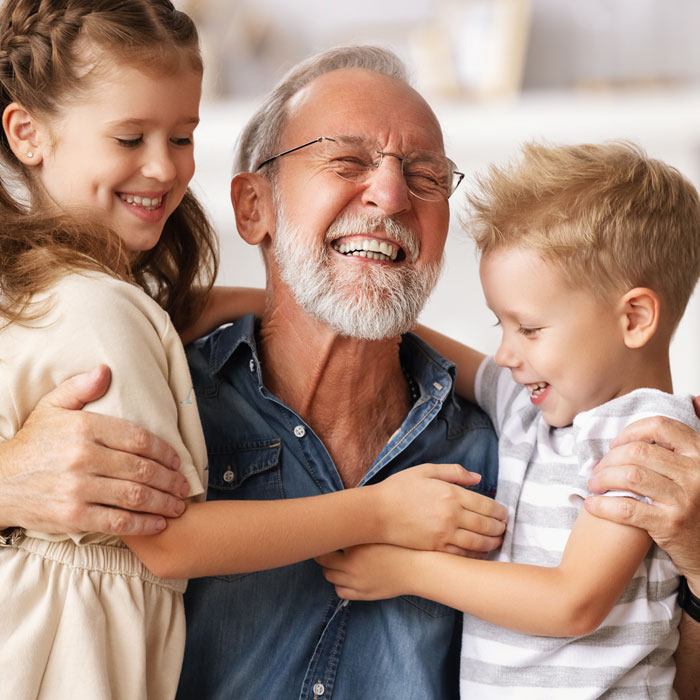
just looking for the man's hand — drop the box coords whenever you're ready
[0,366,189,536]
[585,416,700,586]
[376,463,507,555]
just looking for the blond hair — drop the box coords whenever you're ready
[0,0,217,331]
[466,141,700,329]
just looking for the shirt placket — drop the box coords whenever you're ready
[299,597,350,700]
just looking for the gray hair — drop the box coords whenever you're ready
[234,45,410,175]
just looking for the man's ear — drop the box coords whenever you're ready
[619,287,660,349]
[2,102,43,165]
[230,173,276,246]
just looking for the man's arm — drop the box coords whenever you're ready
[0,365,188,536]
[675,591,700,700]
[585,415,700,700]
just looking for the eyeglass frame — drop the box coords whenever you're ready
[254,136,465,201]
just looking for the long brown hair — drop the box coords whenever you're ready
[0,0,218,331]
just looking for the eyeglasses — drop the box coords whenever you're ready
[255,135,465,202]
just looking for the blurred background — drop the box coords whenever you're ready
[179,0,700,393]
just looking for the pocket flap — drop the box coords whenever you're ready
[208,438,282,490]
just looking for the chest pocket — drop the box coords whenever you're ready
[207,438,284,501]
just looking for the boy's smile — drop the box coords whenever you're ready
[480,246,636,428]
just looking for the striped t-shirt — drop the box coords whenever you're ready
[460,357,698,700]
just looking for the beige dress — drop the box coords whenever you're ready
[0,270,207,700]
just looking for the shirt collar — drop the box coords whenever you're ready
[206,314,458,405]
[208,313,258,376]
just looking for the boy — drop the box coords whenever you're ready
[318,141,700,698]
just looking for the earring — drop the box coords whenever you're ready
[26,151,33,158]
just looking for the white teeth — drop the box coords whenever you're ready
[525,381,549,396]
[332,239,399,262]
[120,194,163,210]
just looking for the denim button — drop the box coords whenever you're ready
[312,681,325,696]
[293,425,306,438]
[223,469,235,483]
[249,359,255,372]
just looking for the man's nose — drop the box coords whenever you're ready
[360,154,411,216]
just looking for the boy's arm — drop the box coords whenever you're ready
[123,463,508,579]
[179,286,266,344]
[319,507,650,638]
[413,325,484,403]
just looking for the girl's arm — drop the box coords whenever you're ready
[45,276,507,580]
[179,286,266,344]
[413,324,484,403]
[123,463,508,580]
[319,506,651,638]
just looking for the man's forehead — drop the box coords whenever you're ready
[284,68,444,152]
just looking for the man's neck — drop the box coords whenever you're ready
[257,296,412,487]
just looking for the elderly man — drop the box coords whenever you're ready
[177,46,499,699]
[2,46,700,698]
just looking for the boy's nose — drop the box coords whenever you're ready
[495,339,521,369]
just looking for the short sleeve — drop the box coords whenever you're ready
[1,272,207,501]
[571,388,700,503]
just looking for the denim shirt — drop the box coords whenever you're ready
[177,315,498,700]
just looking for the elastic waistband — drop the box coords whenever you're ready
[10,535,186,593]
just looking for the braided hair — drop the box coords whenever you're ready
[0,0,218,331]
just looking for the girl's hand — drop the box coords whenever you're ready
[317,544,417,600]
[374,463,507,555]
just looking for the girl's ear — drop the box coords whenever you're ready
[230,173,276,246]
[619,287,660,348]
[2,102,43,165]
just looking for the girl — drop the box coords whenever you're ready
[0,3,497,698]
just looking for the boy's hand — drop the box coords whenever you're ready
[375,463,506,555]
[317,544,417,601]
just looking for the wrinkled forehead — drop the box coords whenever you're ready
[284,68,445,155]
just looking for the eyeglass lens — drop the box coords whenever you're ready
[321,137,459,202]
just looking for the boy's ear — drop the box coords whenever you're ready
[2,102,43,165]
[619,287,660,348]
[230,173,276,246]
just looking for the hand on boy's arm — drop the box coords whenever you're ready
[376,464,506,555]
[585,415,700,585]
[0,366,188,536]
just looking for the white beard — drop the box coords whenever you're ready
[272,205,444,340]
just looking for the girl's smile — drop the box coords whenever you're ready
[34,62,201,252]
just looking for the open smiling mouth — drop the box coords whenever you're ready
[331,238,404,262]
[526,381,549,397]
[119,194,164,211]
